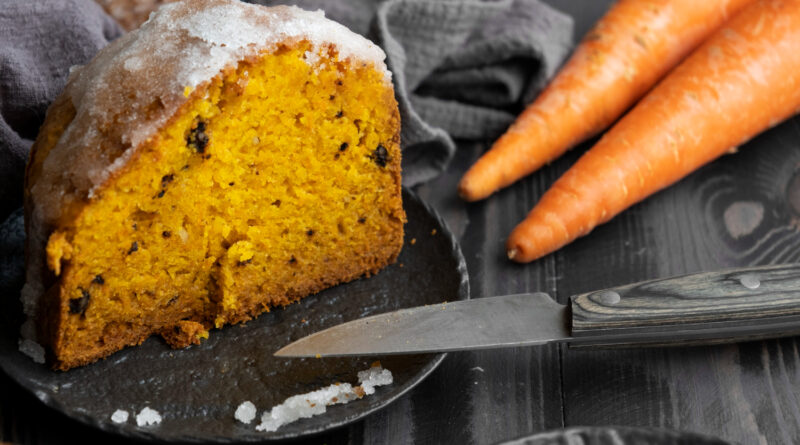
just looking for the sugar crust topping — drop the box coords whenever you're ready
[30,0,388,224]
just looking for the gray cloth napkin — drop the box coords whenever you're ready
[0,0,572,223]
[0,0,123,221]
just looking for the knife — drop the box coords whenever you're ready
[274,264,800,357]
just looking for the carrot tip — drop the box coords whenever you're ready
[457,181,476,201]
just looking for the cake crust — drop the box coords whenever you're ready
[23,0,401,369]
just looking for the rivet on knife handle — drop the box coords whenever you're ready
[568,264,800,348]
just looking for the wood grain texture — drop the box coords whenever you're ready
[570,264,800,342]
[558,85,800,445]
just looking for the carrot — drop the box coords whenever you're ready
[458,0,754,202]
[506,0,800,263]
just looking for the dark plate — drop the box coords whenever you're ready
[499,426,731,445]
[0,188,469,442]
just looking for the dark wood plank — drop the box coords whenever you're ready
[530,3,800,442]
[558,105,800,444]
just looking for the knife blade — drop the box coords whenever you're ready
[275,264,800,357]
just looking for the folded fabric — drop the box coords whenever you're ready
[0,0,123,221]
[0,0,573,224]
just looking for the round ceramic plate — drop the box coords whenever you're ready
[499,426,731,445]
[0,189,469,442]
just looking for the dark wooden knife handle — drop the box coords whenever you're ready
[568,264,800,347]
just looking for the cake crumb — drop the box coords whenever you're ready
[431,229,437,235]
[235,401,257,424]
[136,407,162,426]
[410,238,416,245]
[111,409,129,424]
[254,365,393,432]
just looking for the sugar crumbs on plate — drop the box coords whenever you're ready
[235,401,257,424]
[136,407,162,426]
[251,364,393,432]
[111,409,129,424]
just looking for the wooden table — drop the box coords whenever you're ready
[4,1,800,443]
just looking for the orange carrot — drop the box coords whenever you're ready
[458,0,754,202]
[507,0,800,263]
